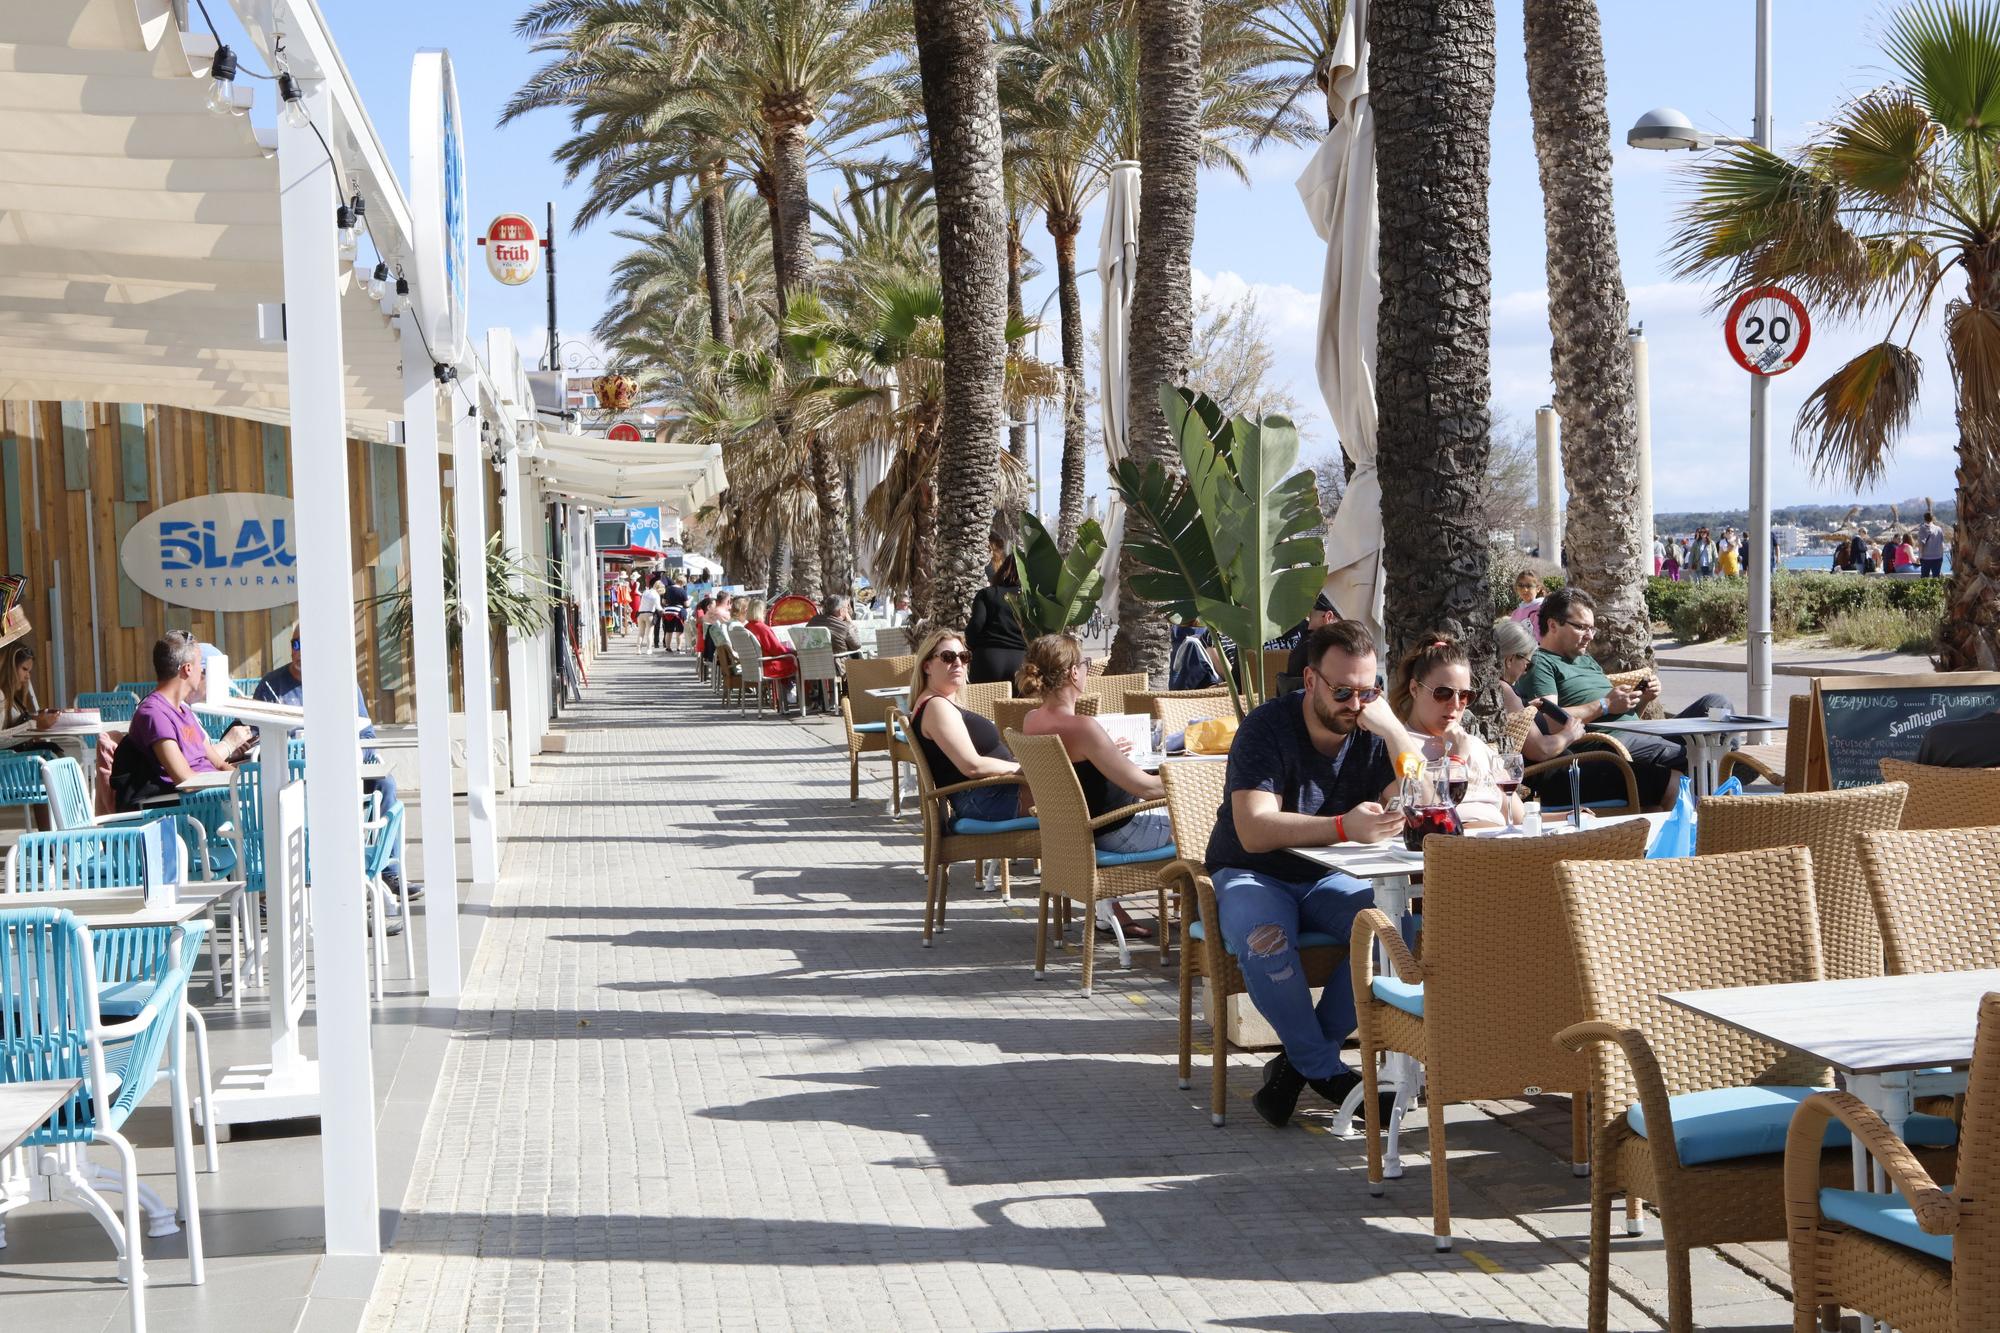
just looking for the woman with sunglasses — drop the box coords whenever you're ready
[907,629,1025,825]
[1390,633,1515,828]
[1492,617,1586,762]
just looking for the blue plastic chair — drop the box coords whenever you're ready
[229,678,260,698]
[111,680,156,702]
[0,907,208,1320]
[0,751,48,821]
[75,691,141,725]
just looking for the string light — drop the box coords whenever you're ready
[393,272,411,315]
[206,45,248,117]
[367,261,390,302]
[277,70,310,129]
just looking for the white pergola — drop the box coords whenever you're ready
[0,0,499,1257]
[530,429,727,520]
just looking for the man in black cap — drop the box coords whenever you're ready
[1281,590,1342,686]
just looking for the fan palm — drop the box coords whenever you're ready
[596,193,776,382]
[1669,0,2000,670]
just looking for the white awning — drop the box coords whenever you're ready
[0,1,406,437]
[530,427,726,516]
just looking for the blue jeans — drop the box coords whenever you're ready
[1212,865,1375,1081]
[950,782,1022,824]
[1095,808,1174,854]
[367,772,402,878]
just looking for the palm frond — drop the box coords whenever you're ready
[1794,342,1924,486]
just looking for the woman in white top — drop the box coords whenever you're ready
[1389,632,1520,829]
[636,582,661,654]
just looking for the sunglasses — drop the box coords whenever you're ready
[291,638,302,651]
[932,650,971,667]
[1425,685,1476,705]
[1321,683,1381,704]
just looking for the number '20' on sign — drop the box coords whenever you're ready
[1724,285,1812,376]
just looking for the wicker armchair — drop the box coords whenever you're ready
[1151,694,1235,739]
[1008,731,1171,994]
[1081,673,1148,712]
[1349,820,1651,1250]
[1879,759,2000,829]
[1861,824,2000,974]
[893,681,1012,791]
[1123,687,1231,718]
[1697,783,1909,980]
[991,694,1100,736]
[1556,845,1846,1333]
[1523,746,1645,816]
[1159,759,1342,1124]
[1783,990,2000,1333]
[838,656,914,808]
[789,625,841,715]
[896,707,1039,945]
[874,626,913,658]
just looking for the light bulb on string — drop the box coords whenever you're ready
[335,204,358,262]
[393,273,411,315]
[367,262,389,302]
[277,71,310,130]
[206,46,247,117]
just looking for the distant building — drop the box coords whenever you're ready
[1772,524,1805,555]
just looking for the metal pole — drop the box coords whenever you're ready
[454,406,501,886]
[1631,327,1654,576]
[1746,0,1774,719]
[544,201,559,372]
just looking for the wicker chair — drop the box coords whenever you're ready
[1879,758,2000,830]
[1721,693,1810,791]
[1151,694,1235,740]
[1697,783,1909,980]
[874,626,913,658]
[893,681,1012,794]
[1008,730,1171,994]
[897,707,1039,945]
[1081,673,1148,711]
[838,655,914,808]
[1123,687,1231,718]
[707,622,742,703]
[1556,845,1888,1333]
[991,695,1099,736]
[1783,989,2000,1333]
[1861,824,2000,975]
[1350,820,1651,1250]
[1523,746,1645,816]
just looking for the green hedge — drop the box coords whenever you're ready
[1649,571,1949,644]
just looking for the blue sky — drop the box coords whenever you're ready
[269,0,1957,516]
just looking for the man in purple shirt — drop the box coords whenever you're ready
[114,630,248,806]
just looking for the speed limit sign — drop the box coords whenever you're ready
[1724,285,1811,376]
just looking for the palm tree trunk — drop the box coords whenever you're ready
[1523,0,1650,673]
[1941,442,1998,669]
[699,162,733,342]
[1051,219,1088,552]
[913,0,1009,632]
[1111,0,1202,681]
[1370,0,1499,681]
[766,113,816,316]
[767,533,788,596]
[1007,214,1030,477]
[810,434,855,600]
[791,505,821,601]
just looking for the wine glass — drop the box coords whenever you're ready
[1494,750,1526,832]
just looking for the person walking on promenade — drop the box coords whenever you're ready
[1918,511,1947,577]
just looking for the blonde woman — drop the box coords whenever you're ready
[908,629,1023,823]
[1388,631,1515,828]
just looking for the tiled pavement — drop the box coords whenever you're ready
[361,647,1803,1332]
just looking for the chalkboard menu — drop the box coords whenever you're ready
[1808,673,2000,789]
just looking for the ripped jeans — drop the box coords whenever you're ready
[1212,866,1375,1081]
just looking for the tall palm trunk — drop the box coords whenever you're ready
[809,433,855,598]
[1111,0,1202,681]
[699,162,733,342]
[1006,215,1030,480]
[1943,422,1998,669]
[1370,0,1499,681]
[1050,217,1088,551]
[1523,0,1650,672]
[791,504,821,599]
[913,0,1009,631]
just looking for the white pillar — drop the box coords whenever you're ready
[400,339,462,997]
[1535,405,1563,566]
[1631,328,1654,573]
[453,407,500,884]
[499,444,534,785]
[1746,0,1775,722]
[275,73,377,1257]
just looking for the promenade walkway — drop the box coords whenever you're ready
[361,647,1797,1332]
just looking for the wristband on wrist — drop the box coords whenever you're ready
[1334,814,1346,843]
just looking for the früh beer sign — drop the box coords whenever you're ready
[479,212,542,286]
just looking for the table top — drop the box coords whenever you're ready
[1595,715,1785,739]
[866,686,911,699]
[0,718,116,738]
[1289,811,1666,882]
[1664,968,2000,1076]
[0,1079,80,1155]
[192,699,371,732]
[2,882,245,929]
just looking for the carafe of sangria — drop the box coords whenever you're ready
[1402,755,1465,852]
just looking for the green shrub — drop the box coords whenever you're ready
[1644,576,1694,627]
[1668,577,1748,642]
[1658,571,1947,643]
[1884,575,1948,615]
[1824,605,1943,654]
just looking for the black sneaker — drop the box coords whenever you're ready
[1251,1051,1308,1127]
[1307,1065,1400,1128]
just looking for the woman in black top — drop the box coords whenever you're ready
[966,538,1027,685]
[909,628,1023,823]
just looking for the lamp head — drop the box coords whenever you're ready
[1627,107,1710,151]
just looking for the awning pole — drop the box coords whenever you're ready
[500,443,534,786]
[401,337,463,996]
[277,71,378,1257]
[454,406,501,884]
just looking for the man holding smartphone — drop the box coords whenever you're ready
[1515,587,1730,807]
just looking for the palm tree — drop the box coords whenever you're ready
[1669,1,1999,670]
[1369,0,1500,677]
[1522,0,1650,672]
[909,0,1012,630]
[596,193,774,376]
[1240,0,1346,130]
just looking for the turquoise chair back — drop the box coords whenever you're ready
[196,711,235,743]
[9,824,172,893]
[75,691,140,724]
[37,756,95,829]
[365,804,403,879]
[232,762,266,894]
[0,752,47,807]
[112,680,156,701]
[231,677,261,698]
[286,737,306,782]
[176,788,236,877]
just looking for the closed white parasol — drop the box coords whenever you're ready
[1095,159,1141,617]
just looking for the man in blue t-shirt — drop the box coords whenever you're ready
[1205,618,1412,1127]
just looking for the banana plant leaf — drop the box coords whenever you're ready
[1108,455,1225,623]
[1009,512,1107,638]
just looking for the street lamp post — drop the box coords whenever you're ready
[1628,0,1775,721]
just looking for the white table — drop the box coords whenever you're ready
[0,717,119,741]
[26,882,251,1006]
[1665,968,1994,1332]
[866,686,911,700]
[0,1079,78,1155]
[1592,714,1784,799]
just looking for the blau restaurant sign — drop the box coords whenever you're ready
[118,493,298,612]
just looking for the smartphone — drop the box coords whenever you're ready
[1534,699,1571,736]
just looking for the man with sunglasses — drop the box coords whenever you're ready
[1517,586,1729,807]
[1204,618,1418,1127]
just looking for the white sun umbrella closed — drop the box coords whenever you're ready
[1296,0,1384,646]
[1095,160,1141,621]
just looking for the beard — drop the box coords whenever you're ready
[1310,693,1361,735]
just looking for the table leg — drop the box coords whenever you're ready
[1333,874,1416,1143]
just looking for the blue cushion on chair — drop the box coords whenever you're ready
[950,815,1040,835]
[1819,1187,1955,1263]
[852,721,887,734]
[1370,976,1425,1017]
[1626,1086,1958,1166]
[1184,918,1341,955]
[1095,843,1178,868]
[96,977,156,1017]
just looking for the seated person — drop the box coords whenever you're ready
[1493,617,1587,764]
[1513,586,1729,808]
[1204,619,1416,1128]
[255,632,410,898]
[807,594,864,659]
[701,592,734,663]
[1917,709,2000,767]
[909,630,1023,824]
[1507,570,1545,625]
[1017,633,1167,939]
[742,600,798,677]
[1281,591,1340,686]
[112,630,247,810]
[1389,632,1519,828]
